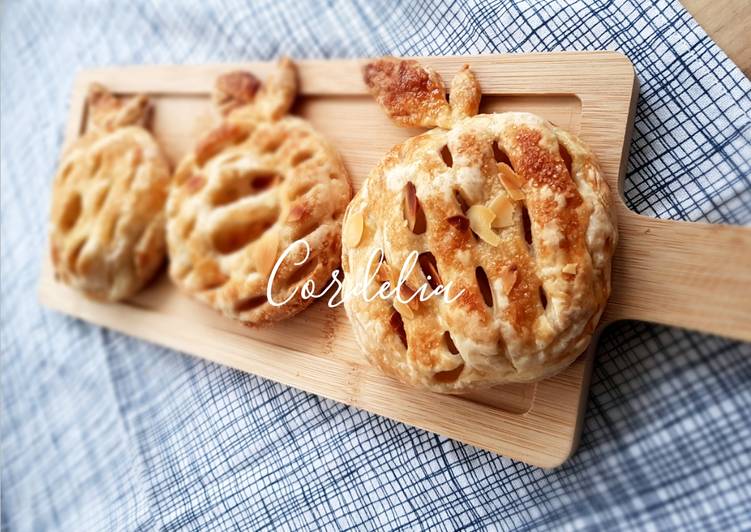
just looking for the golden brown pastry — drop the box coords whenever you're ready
[166,58,352,325]
[49,84,171,301]
[341,58,617,392]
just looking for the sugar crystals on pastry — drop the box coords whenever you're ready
[341,58,618,392]
[166,58,352,325]
[49,84,171,301]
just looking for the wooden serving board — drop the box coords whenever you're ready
[38,52,751,468]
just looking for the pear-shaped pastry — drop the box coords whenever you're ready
[341,58,617,392]
[49,84,171,301]
[167,58,352,325]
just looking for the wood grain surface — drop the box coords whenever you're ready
[39,52,750,468]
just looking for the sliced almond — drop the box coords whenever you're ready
[498,163,525,201]
[467,205,501,246]
[489,194,514,228]
[343,211,364,247]
[562,263,577,276]
[501,267,518,295]
[403,182,426,233]
[393,298,414,319]
[254,230,279,277]
[399,283,419,312]
[376,261,393,284]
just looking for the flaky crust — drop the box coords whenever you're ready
[166,59,352,325]
[343,61,617,393]
[363,58,480,128]
[49,85,171,301]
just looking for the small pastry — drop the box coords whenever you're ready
[49,84,170,301]
[167,58,352,325]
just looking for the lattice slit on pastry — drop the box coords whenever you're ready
[49,84,171,301]
[166,58,352,325]
[341,58,618,393]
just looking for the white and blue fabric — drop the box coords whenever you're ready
[1,1,750,530]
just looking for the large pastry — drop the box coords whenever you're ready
[49,84,171,301]
[341,58,617,392]
[167,58,352,325]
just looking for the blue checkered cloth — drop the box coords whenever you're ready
[2,0,750,530]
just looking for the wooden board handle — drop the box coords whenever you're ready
[605,206,751,341]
